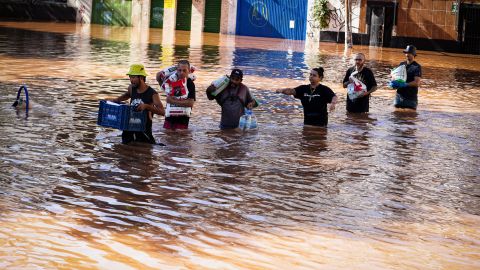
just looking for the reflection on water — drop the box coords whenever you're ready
[0,22,479,269]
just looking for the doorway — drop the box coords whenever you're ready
[366,1,396,47]
[459,3,480,54]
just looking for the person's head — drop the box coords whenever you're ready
[126,64,148,87]
[403,45,417,62]
[229,68,243,86]
[353,53,366,68]
[176,60,191,79]
[309,67,324,84]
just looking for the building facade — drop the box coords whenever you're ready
[320,0,480,54]
[0,0,478,54]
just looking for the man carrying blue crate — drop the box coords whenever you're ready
[107,64,165,144]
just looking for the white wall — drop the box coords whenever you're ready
[220,0,237,34]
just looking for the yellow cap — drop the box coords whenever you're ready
[126,64,148,77]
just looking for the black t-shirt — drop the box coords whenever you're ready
[342,66,377,113]
[165,78,196,124]
[130,86,158,131]
[397,61,422,101]
[294,84,336,126]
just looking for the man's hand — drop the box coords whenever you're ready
[329,103,336,112]
[389,80,407,89]
[246,101,255,109]
[359,91,369,98]
[136,103,149,111]
[166,96,175,104]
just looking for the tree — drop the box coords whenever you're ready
[344,0,353,54]
[312,0,356,54]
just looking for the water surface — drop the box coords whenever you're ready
[0,22,479,270]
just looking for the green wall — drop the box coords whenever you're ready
[91,0,132,26]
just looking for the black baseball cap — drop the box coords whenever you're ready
[230,68,243,79]
[403,45,417,56]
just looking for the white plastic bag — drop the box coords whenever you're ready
[391,65,407,82]
[347,77,367,100]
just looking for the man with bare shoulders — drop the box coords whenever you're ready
[107,64,165,144]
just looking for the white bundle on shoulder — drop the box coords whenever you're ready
[210,75,230,96]
[158,65,197,84]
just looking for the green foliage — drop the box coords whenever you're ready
[312,0,331,29]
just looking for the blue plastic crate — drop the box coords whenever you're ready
[97,100,147,131]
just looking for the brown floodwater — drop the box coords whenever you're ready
[0,22,479,270]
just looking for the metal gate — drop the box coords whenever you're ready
[150,0,164,28]
[91,0,132,26]
[176,0,192,31]
[203,0,221,33]
[459,4,480,54]
[235,0,308,40]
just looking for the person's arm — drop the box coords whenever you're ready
[243,86,258,109]
[106,86,132,103]
[136,93,165,116]
[406,76,421,88]
[366,86,377,95]
[166,96,195,107]
[329,95,338,112]
[276,88,296,95]
[342,69,352,88]
[363,70,378,96]
[206,84,217,100]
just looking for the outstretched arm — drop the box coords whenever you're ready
[329,95,338,112]
[276,88,296,96]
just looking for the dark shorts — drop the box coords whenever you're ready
[164,118,189,129]
[394,93,417,109]
[122,131,156,144]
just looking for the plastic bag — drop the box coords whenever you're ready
[238,109,257,130]
[390,65,407,83]
[347,77,367,100]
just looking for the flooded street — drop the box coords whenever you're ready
[1,22,479,269]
